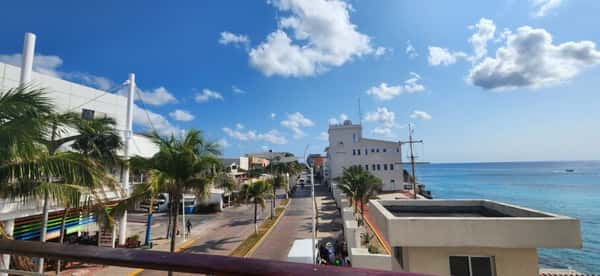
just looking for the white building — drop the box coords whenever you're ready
[326,120,407,191]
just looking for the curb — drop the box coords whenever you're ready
[244,198,292,257]
[127,236,197,276]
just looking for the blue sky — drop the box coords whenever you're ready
[1,0,600,162]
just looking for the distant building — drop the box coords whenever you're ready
[368,199,582,275]
[326,120,406,191]
[306,154,325,181]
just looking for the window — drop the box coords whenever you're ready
[376,148,380,153]
[353,149,356,156]
[449,256,495,276]
[353,133,357,143]
[377,164,381,170]
[384,164,388,170]
[365,148,368,156]
[81,108,95,120]
[357,149,361,155]
[383,148,387,152]
[371,148,375,153]
[372,164,376,170]
[396,147,400,152]
[394,247,404,269]
[390,164,394,170]
[365,164,369,171]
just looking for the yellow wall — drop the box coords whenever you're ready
[404,247,538,276]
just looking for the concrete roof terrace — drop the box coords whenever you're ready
[369,199,582,249]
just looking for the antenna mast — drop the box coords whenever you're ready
[404,123,423,199]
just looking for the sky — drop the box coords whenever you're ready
[1,0,599,162]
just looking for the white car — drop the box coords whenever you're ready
[287,239,319,264]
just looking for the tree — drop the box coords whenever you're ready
[121,129,221,257]
[0,86,114,273]
[214,171,236,207]
[335,165,382,221]
[239,180,270,234]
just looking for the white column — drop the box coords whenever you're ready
[0,220,15,276]
[118,73,135,246]
[19,33,36,84]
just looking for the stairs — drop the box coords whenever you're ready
[98,227,116,248]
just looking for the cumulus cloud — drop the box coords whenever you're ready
[428,47,468,66]
[468,18,496,62]
[195,89,224,103]
[134,104,181,135]
[410,110,432,121]
[270,113,277,119]
[232,85,245,94]
[134,87,177,106]
[248,0,377,77]
[371,126,394,138]
[468,26,600,90]
[281,112,315,138]
[365,107,396,127]
[366,72,425,100]
[219,32,250,48]
[169,109,194,122]
[222,127,288,144]
[318,132,329,141]
[328,113,349,125]
[236,123,245,130]
[531,0,563,17]
[217,138,230,148]
[406,40,418,59]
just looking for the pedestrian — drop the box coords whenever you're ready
[186,218,192,235]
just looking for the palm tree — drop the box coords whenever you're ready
[239,180,270,234]
[0,86,114,273]
[122,129,221,255]
[335,165,382,221]
[214,171,236,207]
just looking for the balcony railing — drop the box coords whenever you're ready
[0,240,430,275]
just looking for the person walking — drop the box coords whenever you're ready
[186,219,192,237]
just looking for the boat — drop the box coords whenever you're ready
[565,169,575,173]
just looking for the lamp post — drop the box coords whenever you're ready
[303,145,316,264]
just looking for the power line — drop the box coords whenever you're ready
[68,83,126,112]
[133,86,158,134]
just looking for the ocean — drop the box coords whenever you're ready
[415,161,600,274]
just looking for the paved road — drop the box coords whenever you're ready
[251,182,341,261]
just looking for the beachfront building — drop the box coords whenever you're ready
[326,120,407,191]
[367,199,582,276]
[0,32,159,260]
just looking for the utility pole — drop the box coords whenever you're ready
[404,124,423,199]
[303,145,316,264]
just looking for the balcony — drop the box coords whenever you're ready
[0,240,431,275]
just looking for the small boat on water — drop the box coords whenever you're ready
[565,169,575,173]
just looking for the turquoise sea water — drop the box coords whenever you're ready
[415,161,599,274]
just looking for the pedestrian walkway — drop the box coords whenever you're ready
[251,182,342,261]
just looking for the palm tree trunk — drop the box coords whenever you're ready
[165,200,172,239]
[360,201,365,222]
[271,186,275,219]
[169,194,179,253]
[144,197,154,246]
[56,206,70,274]
[36,191,49,273]
[253,200,258,234]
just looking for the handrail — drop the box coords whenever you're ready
[0,240,430,276]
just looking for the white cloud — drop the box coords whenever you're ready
[366,73,425,100]
[248,0,377,77]
[371,126,394,138]
[281,112,315,138]
[135,87,177,106]
[468,26,600,90]
[328,113,349,125]
[217,138,230,148]
[236,123,245,129]
[531,0,563,17]
[468,18,496,62]
[374,47,387,57]
[169,109,194,122]
[222,127,288,144]
[261,145,269,151]
[195,89,224,103]
[219,32,250,48]
[318,132,329,141]
[270,113,277,119]
[427,47,468,66]
[365,107,396,127]
[406,40,418,59]
[232,85,245,94]
[410,110,432,121]
[65,72,114,91]
[133,104,181,135]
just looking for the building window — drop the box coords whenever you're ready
[365,148,368,156]
[365,164,369,171]
[371,148,375,153]
[396,148,400,152]
[376,148,380,153]
[357,149,361,155]
[372,164,376,170]
[384,164,388,170]
[449,256,495,276]
[353,133,357,143]
[390,164,394,170]
[353,149,356,156]
[383,148,387,153]
[81,108,95,120]
[377,164,381,171]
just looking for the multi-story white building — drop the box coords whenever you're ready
[326,120,407,191]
